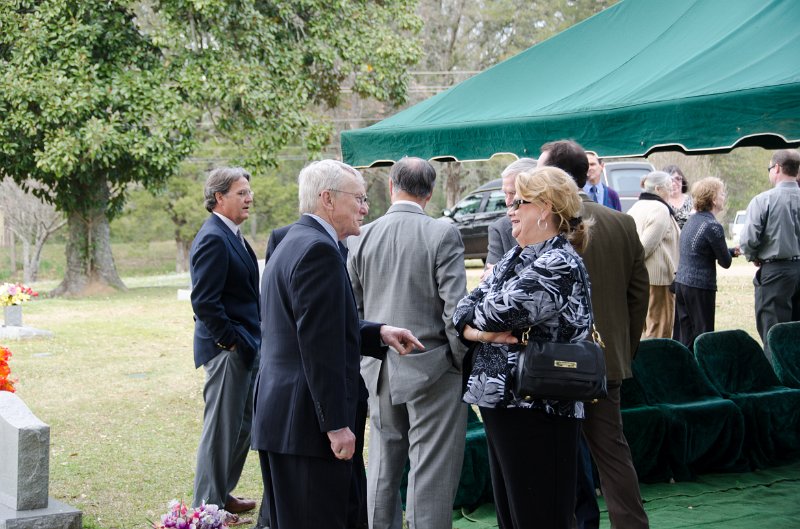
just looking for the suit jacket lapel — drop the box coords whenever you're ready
[211,215,259,286]
[243,238,259,290]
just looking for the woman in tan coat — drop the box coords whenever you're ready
[628,171,680,338]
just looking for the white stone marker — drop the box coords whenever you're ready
[0,392,81,529]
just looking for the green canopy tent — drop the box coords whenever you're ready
[341,0,800,167]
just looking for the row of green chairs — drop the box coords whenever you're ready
[621,326,800,482]
[767,322,800,389]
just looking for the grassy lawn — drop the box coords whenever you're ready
[4,258,759,528]
[7,276,263,529]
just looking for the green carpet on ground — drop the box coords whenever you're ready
[451,460,800,528]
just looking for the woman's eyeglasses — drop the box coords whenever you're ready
[509,199,532,212]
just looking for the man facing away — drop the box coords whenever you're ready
[739,149,800,360]
[251,159,422,529]
[189,167,260,518]
[347,157,469,529]
[585,151,622,211]
[539,140,651,529]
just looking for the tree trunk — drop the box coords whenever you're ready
[7,229,17,274]
[249,211,257,239]
[443,161,463,208]
[29,235,49,283]
[176,238,190,273]
[52,196,126,296]
[21,237,32,283]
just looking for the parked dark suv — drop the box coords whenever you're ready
[439,178,504,261]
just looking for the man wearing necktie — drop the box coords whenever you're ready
[253,160,423,529]
[589,184,599,203]
[257,222,370,529]
[189,167,261,519]
[584,152,622,211]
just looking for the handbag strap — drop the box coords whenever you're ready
[521,254,605,348]
[574,259,605,348]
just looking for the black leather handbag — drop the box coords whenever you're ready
[515,263,608,402]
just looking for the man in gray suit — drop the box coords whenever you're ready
[347,157,468,529]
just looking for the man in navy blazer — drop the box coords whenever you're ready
[252,160,422,529]
[189,167,260,516]
[585,151,622,211]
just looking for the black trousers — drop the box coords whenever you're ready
[256,380,368,529]
[259,450,352,529]
[674,282,716,350]
[574,433,599,529]
[347,383,369,529]
[481,406,580,529]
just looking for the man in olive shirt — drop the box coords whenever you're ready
[740,149,800,360]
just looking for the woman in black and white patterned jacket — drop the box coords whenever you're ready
[454,165,592,529]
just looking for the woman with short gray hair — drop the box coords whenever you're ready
[628,171,680,338]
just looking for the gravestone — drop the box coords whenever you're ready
[0,392,81,529]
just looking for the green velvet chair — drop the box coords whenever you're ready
[620,376,670,482]
[632,339,746,481]
[694,329,800,469]
[767,322,800,389]
[454,406,493,508]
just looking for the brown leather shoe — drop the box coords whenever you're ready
[224,497,257,514]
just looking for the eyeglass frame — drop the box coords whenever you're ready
[508,198,532,212]
[228,189,254,198]
[768,163,779,174]
[326,188,369,206]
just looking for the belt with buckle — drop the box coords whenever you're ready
[763,256,800,263]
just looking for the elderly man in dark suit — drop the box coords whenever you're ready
[347,157,468,529]
[189,167,260,518]
[255,221,370,529]
[539,140,650,529]
[252,159,422,529]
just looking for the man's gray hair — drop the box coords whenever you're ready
[501,157,538,179]
[204,167,251,212]
[641,170,671,194]
[390,157,436,198]
[298,159,364,214]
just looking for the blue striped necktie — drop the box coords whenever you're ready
[589,186,599,203]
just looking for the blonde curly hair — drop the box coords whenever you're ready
[515,166,591,252]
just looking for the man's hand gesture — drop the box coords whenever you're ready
[380,325,425,355]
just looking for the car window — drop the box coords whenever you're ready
[608,169,648,195]
[484,191,507,213]
[452,194,483,219]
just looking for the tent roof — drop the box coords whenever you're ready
[341,0,800,167]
